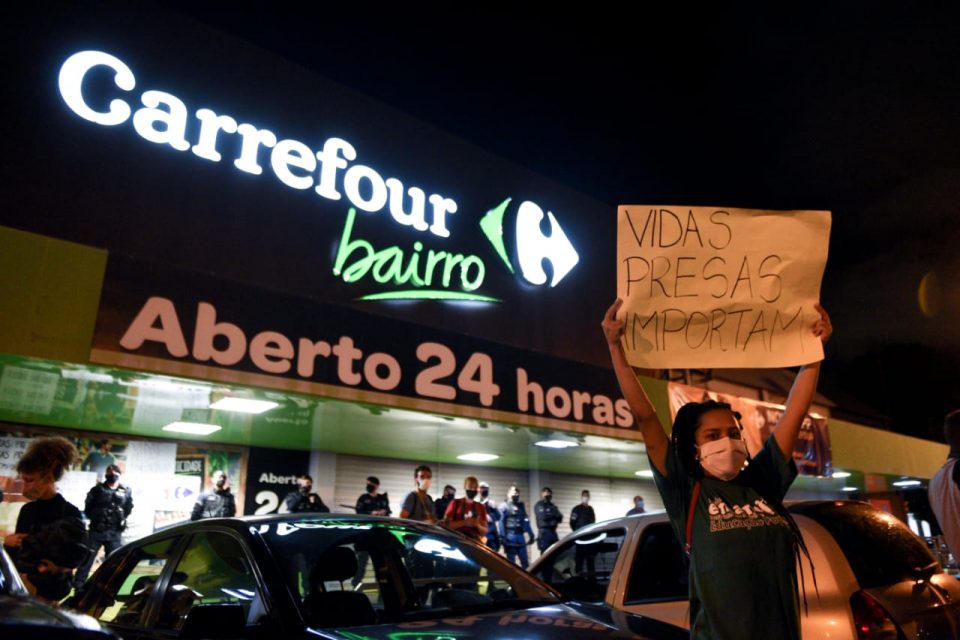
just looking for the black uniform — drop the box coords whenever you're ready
[480,497,500,551]
[498,500,535,569]
[570,503,596,531]
[283,489,330,513]
[74,482,133,585]
[191,487,236,520]
[533,498,563,552]
[355,492,391,516]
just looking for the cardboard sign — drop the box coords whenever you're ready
[617,205,830,369]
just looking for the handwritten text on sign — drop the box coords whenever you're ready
[617,206,830,369]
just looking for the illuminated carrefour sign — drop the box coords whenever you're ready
[57,50,580,301]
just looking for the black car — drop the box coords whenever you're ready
[70,514,684,639]
[0,545,118,639]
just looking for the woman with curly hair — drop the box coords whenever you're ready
[602,298,831,640]
[3,436,89,601]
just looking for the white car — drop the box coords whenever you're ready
[530,500,960,640]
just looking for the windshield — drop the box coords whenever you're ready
[255,518,558,626]
[0,547,27,596]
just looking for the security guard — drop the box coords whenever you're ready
[191,470,236,520]
[533,486,563,553]
[498,485,535,569]
[74,463,132,586]
[478,482,500,551]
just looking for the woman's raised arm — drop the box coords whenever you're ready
[773,303,833,458]
[603,299,670,475]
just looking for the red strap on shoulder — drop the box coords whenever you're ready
[684,480,701,556]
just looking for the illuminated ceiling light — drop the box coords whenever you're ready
[210,398,279,414]
[457,453,499,462]
[534,439,579,449]
[841,486,859,492]
[162,421,222,435]
[60,369,115,384]
[892,479,922,487]
[831,471,851,479]
[635,470,655,478]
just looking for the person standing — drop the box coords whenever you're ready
[400,465,436,523]
[80,439,116,477]
[498,485,535,569]
[570,489,596,531]
[281,474,330,513]
[190,470,236,520]
[626,494,646,516]
[929,410,960,561]
[434,484,456,521]
[3,436,89,602]
[533,487,563,554]
[74,463,132,586]
[478,481,500,551]
[353,475,391,586]
[443,476,487,542]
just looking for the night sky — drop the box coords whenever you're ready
[151,3,960,440]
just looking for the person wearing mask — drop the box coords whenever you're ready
[282,474,330,513]
[352,475,391,586]
[434,484,456,521]
[478,481,500,550]
[498,485,535,569]
[400,465,436,523]
[3,436,89,602]
[533,487,563,555]
[570,489,596,531]
[443,476,487,542]
[626,494,646,516]
[74,463,133,586]
[190,470,236,520]
[929,410,960,561]
[603,298,831,640]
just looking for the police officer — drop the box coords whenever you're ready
[282,474,330,513]
[533,486,562,554]
[498,485,535,569]
[570,489,596,575]
[191,470,236,520]
[478,481,500,551]
[74,463,132,586]
[353,476,390,586]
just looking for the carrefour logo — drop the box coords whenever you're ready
[57,50,579,301]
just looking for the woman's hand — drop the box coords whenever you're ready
[812,303,832,344]
[602,298,625,347]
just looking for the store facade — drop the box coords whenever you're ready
[0,3,948,555]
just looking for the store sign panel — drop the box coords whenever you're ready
[58,50,579,303]
[91,257,634,436]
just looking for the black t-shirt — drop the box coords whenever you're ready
[15,493,82,535]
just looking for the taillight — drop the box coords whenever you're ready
[850,590,904,640]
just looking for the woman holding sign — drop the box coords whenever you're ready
[603,298,831,640]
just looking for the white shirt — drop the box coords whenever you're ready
[928,458,960,560]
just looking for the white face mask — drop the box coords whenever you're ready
[697,436,748,481]
[418,478,432,492]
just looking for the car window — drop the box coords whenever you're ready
[154,531,262,633]
[258,519,557,627]
[88,537,180,625]
[624,522,688,603]
[531,528,627,603]
[792,502,939,589]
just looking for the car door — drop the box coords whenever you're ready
[74,535,184,640]
[530,526,629,604]
[616,521,689,630]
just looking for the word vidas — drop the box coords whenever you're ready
[58,50,580,301]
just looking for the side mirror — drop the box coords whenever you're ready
[181,603,247,639]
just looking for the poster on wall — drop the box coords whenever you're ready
[151,445,247,528]
[667,382,832,477]
[617,205,830,369]
[244,447,311,515]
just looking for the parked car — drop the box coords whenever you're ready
[530,500,960,640]
[69,513,686,639]
[0,545,118,639]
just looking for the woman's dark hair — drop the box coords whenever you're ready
[671,399,740,480]
[16,436,78,481]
